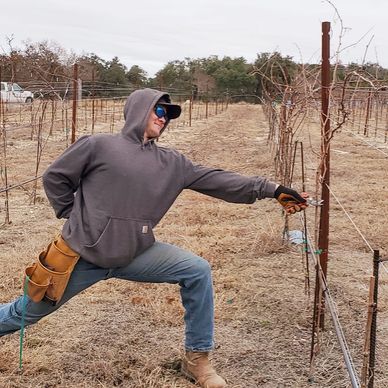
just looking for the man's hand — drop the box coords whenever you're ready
[274,185,309,214]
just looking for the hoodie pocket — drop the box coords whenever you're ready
[82,217,155,265]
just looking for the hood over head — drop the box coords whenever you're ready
[121,88,181,143]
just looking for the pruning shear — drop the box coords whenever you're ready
[306,198,324,207]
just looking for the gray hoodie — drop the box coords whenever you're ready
[43,88,277,268]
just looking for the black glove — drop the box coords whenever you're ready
[274,185,307,213]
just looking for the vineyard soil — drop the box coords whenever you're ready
[0,104,387,387]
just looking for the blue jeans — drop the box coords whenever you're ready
[0,242,214,351]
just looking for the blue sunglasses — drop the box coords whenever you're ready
[154,104,168,119]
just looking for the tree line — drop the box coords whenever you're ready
[1,40,387,101]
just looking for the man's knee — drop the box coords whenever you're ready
[189,256,212,279]
[15,297,58,323]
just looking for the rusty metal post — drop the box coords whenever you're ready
[0,66,2,121]
[65,105,69,146]
[189,95,193,127]
[316,21,331,329]
[364,90,371,136]
[361,276,375,388]
[358,100,363,133]
[71,63,78,144]
[84,96,87,130]
[92,69,95,134]
[374,98,378,138]
[385,101,388,143]
[368,250,380,388]
[205,85,209,119]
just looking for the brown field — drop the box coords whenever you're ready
[0,103,387,387]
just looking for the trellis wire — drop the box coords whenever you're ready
[301,213,361,388]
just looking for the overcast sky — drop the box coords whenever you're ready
[2,0,387,76]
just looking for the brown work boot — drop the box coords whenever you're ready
[181,351,226,388]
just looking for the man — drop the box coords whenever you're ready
[0,88,307,388]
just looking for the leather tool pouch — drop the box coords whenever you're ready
[24,236,80,305]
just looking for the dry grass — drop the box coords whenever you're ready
[0,104,387,387]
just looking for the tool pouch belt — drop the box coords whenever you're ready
[24,236,80,305]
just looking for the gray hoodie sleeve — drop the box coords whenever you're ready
[42,136,92,219]
[182,156,277,204]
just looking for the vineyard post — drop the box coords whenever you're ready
[205,85,209,119]
[84,96,87,130]
[49,99,55,135]
[361,276,375,388]
[374,94,379,138]
[30,96,34,127]
[0,66,10,224]
[316,20,331,329]
[368,250,380,388]
[189,93,193,127]
[71,63,78,144]
[364,90,371,136]
[358,99,363,133]
[385,100,388,143]
[0,66,1,122]
[92,69,95,134]
[111,99,115,133]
